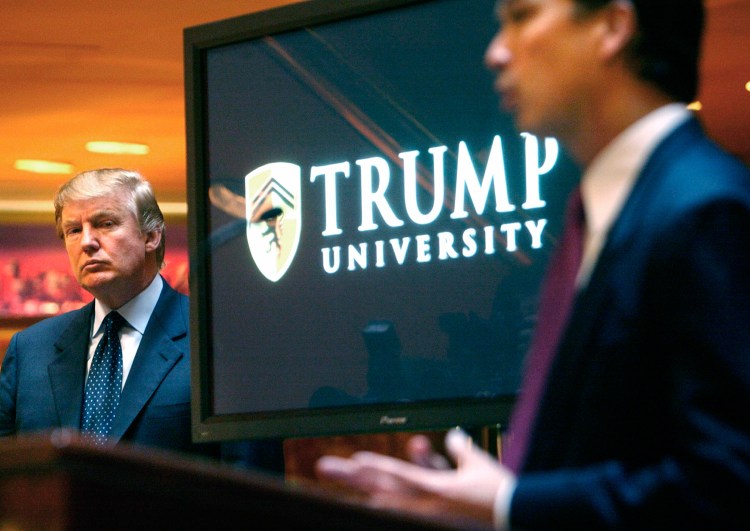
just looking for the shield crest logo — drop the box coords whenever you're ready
[244,162,302,282]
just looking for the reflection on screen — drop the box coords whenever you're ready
[193,0,579,436]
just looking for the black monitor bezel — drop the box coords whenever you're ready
[185,0,517,444]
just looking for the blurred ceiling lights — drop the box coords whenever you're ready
[15,142,151,175]
[0,0,746,219]
[14,160,74,175]
[85,141,150,155]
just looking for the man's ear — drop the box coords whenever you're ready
[597,0,637,62]
[144,229,162,253]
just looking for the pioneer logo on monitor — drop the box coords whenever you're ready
[244,162,302,282]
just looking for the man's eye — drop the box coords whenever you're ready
[504,5,534,24]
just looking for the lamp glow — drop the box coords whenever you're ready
[14,159,74,174]
[86,141,150,155]
[686,101,702,111]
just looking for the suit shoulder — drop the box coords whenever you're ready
[153,279,190,335]
[646,121,750,209]
[660,120,749,187]
[14,306,89,340]
[161,280,189,314]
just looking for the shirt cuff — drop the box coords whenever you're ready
[493,473,517,531]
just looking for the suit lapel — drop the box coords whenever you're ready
[524,118,702,469]
[48,303,93,429]
[109,282,187,441]
[566,118,702,339]
[554,118,701,367]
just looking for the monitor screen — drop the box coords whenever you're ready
[185,0,579,443]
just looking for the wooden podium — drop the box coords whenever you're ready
[0,431,489,530]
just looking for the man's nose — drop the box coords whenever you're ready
[485,31,511,71]
[80,226,100,251]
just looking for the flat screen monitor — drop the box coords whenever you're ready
[185,0,579,443]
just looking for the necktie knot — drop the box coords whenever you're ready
[558,186,586,283]
[103,311,126,336]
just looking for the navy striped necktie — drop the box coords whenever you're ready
[503,187,585,473]
[81,311,126,445]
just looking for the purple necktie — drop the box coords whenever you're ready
[503,187,585,473]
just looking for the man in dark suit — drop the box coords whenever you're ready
[316,0,750,528]
[0,168,210,455]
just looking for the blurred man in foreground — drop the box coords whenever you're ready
[317,0,750,528]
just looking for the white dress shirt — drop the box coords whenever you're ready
[86,274,163,389]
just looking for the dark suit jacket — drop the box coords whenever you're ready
[0,278,211,456]
[510,118,750,529]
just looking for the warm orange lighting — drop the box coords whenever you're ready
[686,101,702,111]
[86,141,150,155]
[14,159,74,174]
[745,81,750,92]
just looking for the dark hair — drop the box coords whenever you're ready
[574,0,704,102]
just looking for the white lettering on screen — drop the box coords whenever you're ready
[312,134,559,274]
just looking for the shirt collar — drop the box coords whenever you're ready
[580,103,692,239]
[92,275,163,337]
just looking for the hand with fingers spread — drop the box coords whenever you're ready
[315,430,517,527]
